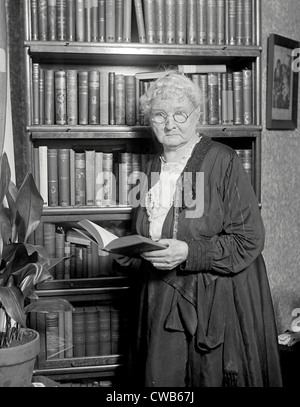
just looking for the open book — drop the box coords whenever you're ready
[74,219,167,257]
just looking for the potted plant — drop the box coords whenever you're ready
[0,152,70,387]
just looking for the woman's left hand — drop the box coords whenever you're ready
[141,239,189,271]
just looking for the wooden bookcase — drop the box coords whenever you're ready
[23,0,262,385]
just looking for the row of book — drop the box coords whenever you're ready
[35,223,120,279]
[29,0,258,46]
[31,65,255,126]
[35,147,153,207]
[30,305,127,361]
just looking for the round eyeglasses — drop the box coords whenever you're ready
[151,105,199,124]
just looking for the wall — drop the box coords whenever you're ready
[261,0,300,333]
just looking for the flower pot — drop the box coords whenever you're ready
[0,328,40,387]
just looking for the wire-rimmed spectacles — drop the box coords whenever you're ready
[151,105,199,124]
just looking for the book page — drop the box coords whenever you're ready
[77,219,118,248]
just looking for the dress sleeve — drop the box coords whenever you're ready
[182,153,265,275]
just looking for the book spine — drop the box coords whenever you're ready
[38,0,48,40]
[64,309,73,357]
[39,145,48,206]
[125,75,136,126]
[46,312,59,359]
[67,69,78,125]
[95,151,103,205]
[233,71,243,125]
[217,0,225,45]
[100,71,109,125]
[244,0,252,46]
[32,63,39,125]
[72,307,86,357]
[109,72,115,125]
[88,70,100,124]
[143,0,156,44]
[106,0,116,42]
[48,148,59,207]
[43,223,56,259]
[36,312,46,365]
[243,69,252,125]
[134,0,146,43]
[207,0,217,45]
[64,240,71,279]
[34,147,40,189]
[82,246,88,277]
[242,149,252,181]
[55,229,65,279]
[39,68,45,124]
[227,72,233,125]
[70,148,76,205]
[66,0,76,41]
[58,148,70,206]
[224,0,229,45]
[48,0,57,41]
[44,69,55,125]
[55,70,67,125]
[115,74,126,125]
[199,74,208,125]
[75,0,85,41]
[221,73,228,125]
[98,0,106,42]
[85,149,95,205]
[78,71,89,125]
[84,0,92,42]
[235,0,243,46]
[187,0,197,45]
[207,73,219,125]
[165,0,175,44]
[218,72,222,124]
[155,0,164,44]
[58,311,65,358]
[91,241,100,277]
[31,0,39,40]
[98,305,111,355]
[85,307,99,356]
[70,243,76,278]
[91,0,99,42]
[115,0,123,42]
[228,0,236,45]
[196,0,206,45]
[57,0,67,41]
[75,246,83,277]
[87,244,93,277]
[102,153,115,205]
[75,152,86,205]
[251,0,256,46]
[118,152,132,205]
[110,307,120,354]
[175,0,187,45]
[123,0,132,42]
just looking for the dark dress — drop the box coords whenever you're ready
[125,136,282,387]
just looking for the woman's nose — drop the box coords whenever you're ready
[165,115,176,128]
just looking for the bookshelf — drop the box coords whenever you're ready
[23,0,262,385]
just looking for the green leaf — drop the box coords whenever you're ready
[0,286,27,327]
[16,173,44,242]
[25,298,75,314]
[0,153,11,205]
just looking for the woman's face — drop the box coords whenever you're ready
[150,95,200,151]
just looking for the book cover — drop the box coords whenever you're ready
[155,0,164,44]
[78,71,89,125]
[44,69,55,125]
[134,0,146,43]
[55,70,67,125]
[115,0,123,42]
[91,0,99,42]
[75,219,167,256]
[48,148,59,207]
[123,0,132,42]
[98,0,106,42]
[58,148,70,206]
[72,307,86,357]
[57,0,67,41]
[106,0,116,42]
[66,0,76,41]
[196,0,206,45]
[143,0,156,44]
[88,70,100,124]
[176,0,187,45]
[31,0,39,41]
[67,70,78,125]
[187,0,197,45]
[165,0,175,44]
[233,71,243,125]
[98,305,111,355]
[48,0,57,41]
[207,0,217,45]
[38,0,48,41]
[75,0,85,41]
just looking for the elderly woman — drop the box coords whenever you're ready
[118,72,282,387]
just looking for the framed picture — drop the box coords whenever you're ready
[266,34,300,130]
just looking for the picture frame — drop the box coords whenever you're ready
[266,34,300,130]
